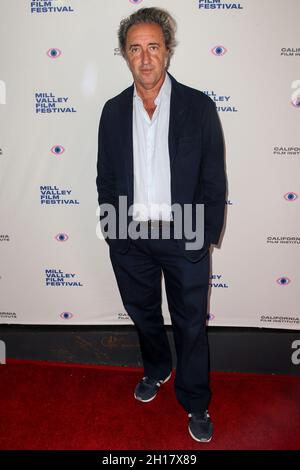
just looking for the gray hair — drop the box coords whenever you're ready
[118,7,177,67]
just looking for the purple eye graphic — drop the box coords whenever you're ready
[284,192,298,201]
[60,312,73,320]
[51,145,65,156]
[291,96,300,107]
[129,0,143,4]
[47,48,62,59]
[211,45,227,56]
[207,313,215,321]
[276,277,291,286]
[55,233,69,242]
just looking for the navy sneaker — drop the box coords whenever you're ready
[188,410,213,442]
[134,372,172,403]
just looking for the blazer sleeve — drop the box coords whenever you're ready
[200,97,227,246]
[96,102,116,243]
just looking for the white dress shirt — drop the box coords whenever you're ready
[132,73,172,221]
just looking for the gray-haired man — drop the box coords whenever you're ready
[97,7,226,442]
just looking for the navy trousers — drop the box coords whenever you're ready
[109,229,211,414]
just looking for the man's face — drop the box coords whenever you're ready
[124,22,169,91]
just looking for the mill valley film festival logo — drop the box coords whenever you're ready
[35,92,76,114]
[203,91,237,112]
[209,274,229,288]
[284,192,298,202]
[276,276,291,286]
[199,0,244,10]
[211,45,227,56]
[30,1,74,13]
[51,145,65,156]
[55,233,69,242]
[40,186,80,205]
[60,312,74,320]
[45,269,83,287]
[47,48,62,59]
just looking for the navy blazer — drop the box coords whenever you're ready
[96,73,226,262]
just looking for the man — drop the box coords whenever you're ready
[96,7,226,443]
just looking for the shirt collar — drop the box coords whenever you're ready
[133,73,171,104]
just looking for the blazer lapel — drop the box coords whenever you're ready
[168,73,187,169]
[119,85,134,208]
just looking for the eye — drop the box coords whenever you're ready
[47,48,62,59]
[130,46,141,54]
[276,277,291,286]
[284,192,298,201]
[51,145,65,155]
[211,45,227,56]
[55,233,69,242]
[60,312,73,320]
[129,0,143,4]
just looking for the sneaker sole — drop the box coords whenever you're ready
[134,372,172,403]
[188,425,212,443]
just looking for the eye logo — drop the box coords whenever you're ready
[55,233,69,242]
[129,0,143,4]
[51,145,65,156]
[291,95,300,107]
[207,313,215,321]
[291,98,300,107]
[284,192,298,201]
[60,312,73,320]
[47,48,62,59]
[291,80,300,107]
[211,45,227,56]
[276,277,291,286]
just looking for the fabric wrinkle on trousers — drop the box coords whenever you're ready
[109,228,211,414]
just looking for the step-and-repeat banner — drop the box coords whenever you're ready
[0,0,299,328]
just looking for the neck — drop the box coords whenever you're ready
[135,72,166,102]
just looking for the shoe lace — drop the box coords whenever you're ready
[188,411,210,421]
[142,377,162,388]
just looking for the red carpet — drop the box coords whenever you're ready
[0,359,299,450]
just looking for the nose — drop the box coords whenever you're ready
[141,48,151,65]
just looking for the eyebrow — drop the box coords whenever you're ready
[128,42,160,49]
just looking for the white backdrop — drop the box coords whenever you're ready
[0,0,299,328]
